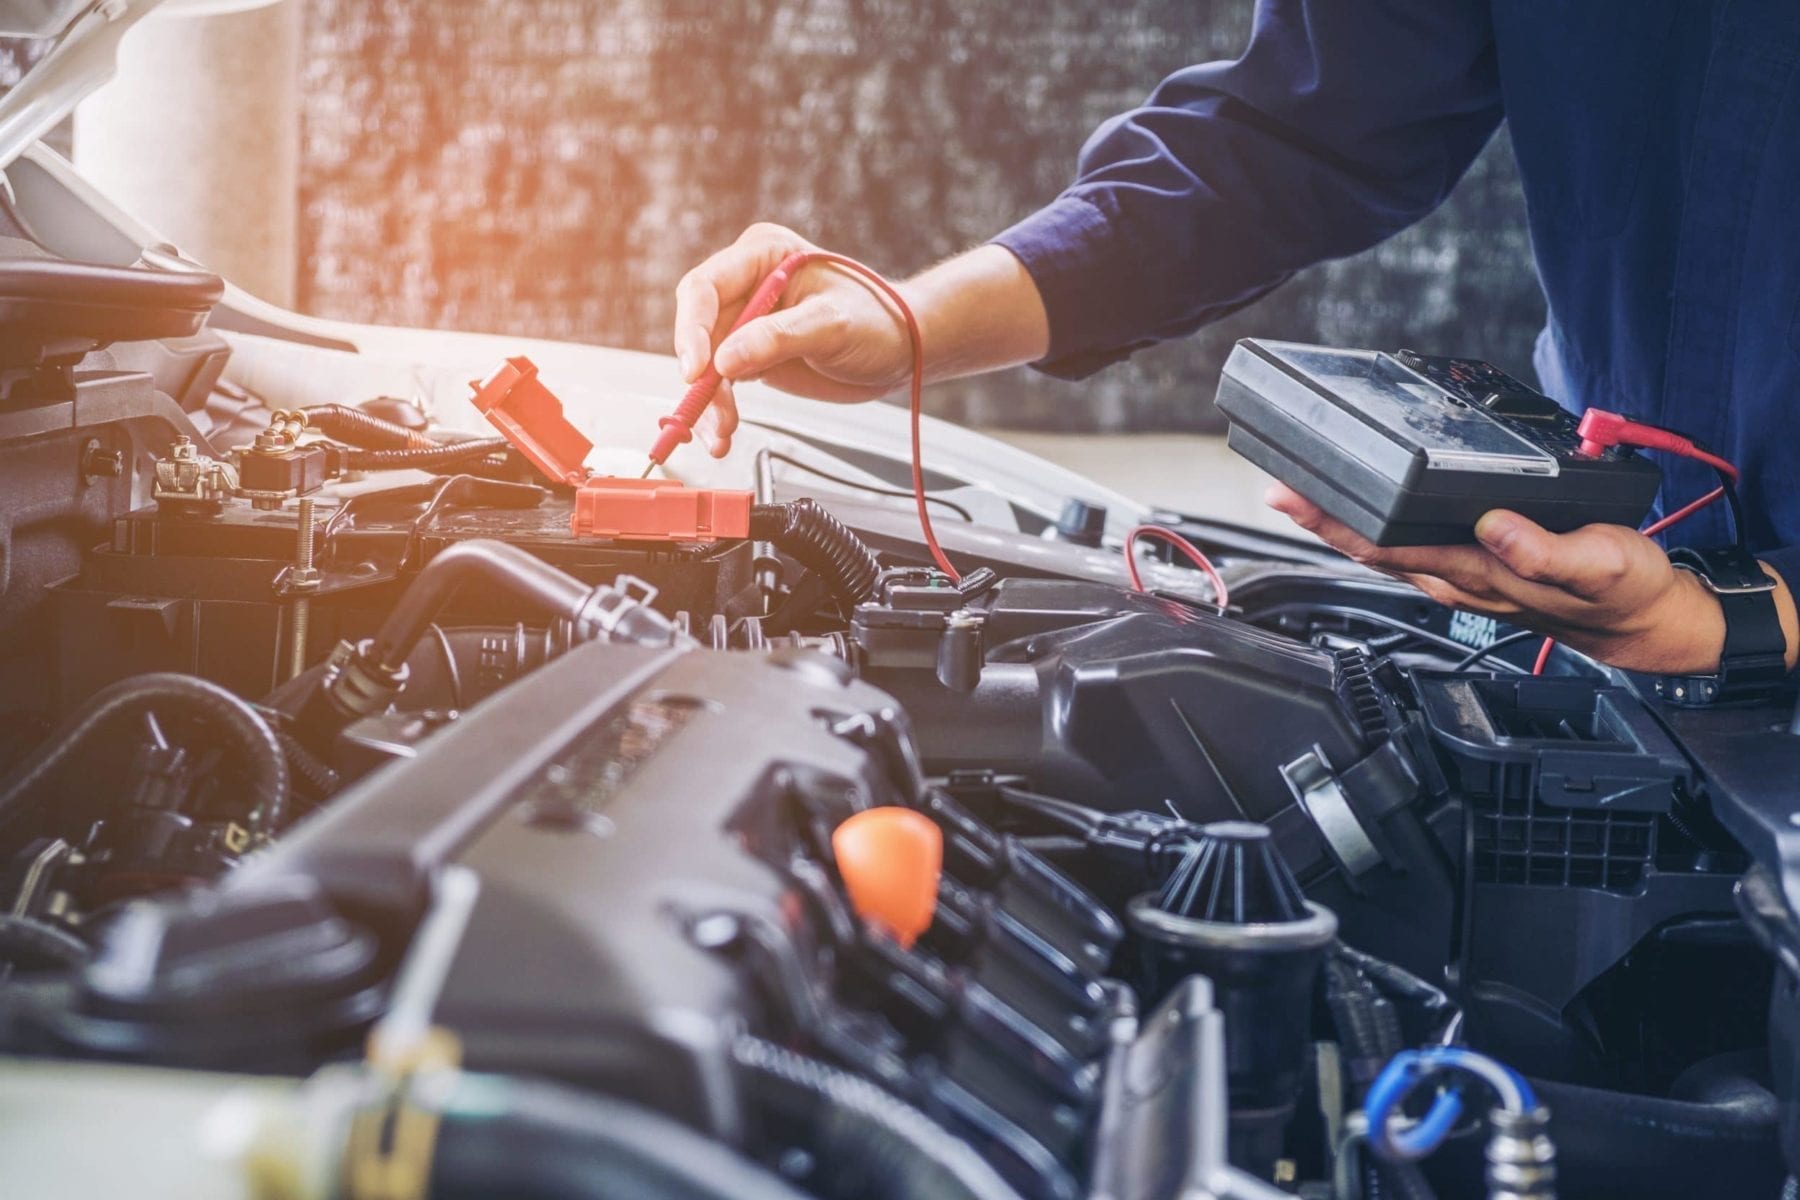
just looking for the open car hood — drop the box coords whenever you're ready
[0,0,170,170]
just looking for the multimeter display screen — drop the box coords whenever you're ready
[1270,344,1556,475]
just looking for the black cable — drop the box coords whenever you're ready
[768,451,974,522]
[1245,602,1480,659]
[342,438,509,472]
[1449,629,1539,672]
[1718,468,1749,551]
[277,730,341,800]
[302,403,436,451]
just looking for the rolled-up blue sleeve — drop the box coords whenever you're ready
[992,0,1505,379]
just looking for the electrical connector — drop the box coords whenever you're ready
[469,356,753,543]
[1575,408,1738,479]
[571,477,751,542]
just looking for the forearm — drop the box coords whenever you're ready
[1641,562,1798,675]
[982,0,1501,380]
[1764,563,1800,671]
[1504,557,1796,676]
[900,245,1050,383]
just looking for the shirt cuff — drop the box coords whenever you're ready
[990,194,1149,381]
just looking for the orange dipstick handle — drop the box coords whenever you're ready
[831,807,943,949]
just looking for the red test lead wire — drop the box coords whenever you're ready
[1575,408,1739,481]
[804,251,958,584]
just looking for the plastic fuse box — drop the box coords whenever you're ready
[470,357,752,542]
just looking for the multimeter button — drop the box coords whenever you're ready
[1479,389,1563,421]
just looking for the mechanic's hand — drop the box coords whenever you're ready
[1266,483,1759,674]
[673,223,913,457]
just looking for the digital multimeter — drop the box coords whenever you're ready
[1215,340,1663,547]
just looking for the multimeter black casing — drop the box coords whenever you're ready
[1216,340,1663,547]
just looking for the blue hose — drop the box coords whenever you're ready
[1365,1047,1535,1162]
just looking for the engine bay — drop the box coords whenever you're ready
[4,153,1800,1200]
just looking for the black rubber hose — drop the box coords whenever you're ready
[369,541,593,673]
[1425,1075,1786,1200]
[302,403,436,450]
[751,499,882,603]
[1335,942,1460,1041]
[1367,1158,1438,1200]
[343,438,510,472]
[0,914,90,972]
[429,1074,809,1200]
[401,624,566,710]
[0,673,289,838]
[1326,957,1405,1097]
[732,1035,1025,1200]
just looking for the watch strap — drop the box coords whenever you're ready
[1658,551,1788,705]
[1715,586,1789,695]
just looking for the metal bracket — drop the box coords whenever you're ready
[1281,746,1382,879]
[343,1026,463,1200]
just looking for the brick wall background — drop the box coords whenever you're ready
[296,0,1544,433]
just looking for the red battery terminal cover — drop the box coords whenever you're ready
[469,356,752,542]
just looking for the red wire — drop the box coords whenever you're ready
[1531,636,1556,676]
[1528,441,1732,673]
[1125,524,1230,611]
[1642,486,1725,538]
[795,252,959,583]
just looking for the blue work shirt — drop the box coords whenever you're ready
[992,0,1800,585]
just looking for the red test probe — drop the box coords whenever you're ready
[643,250,812,476]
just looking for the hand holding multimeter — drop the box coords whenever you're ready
[1215,340,1662,547]
[1216,339,1794,697]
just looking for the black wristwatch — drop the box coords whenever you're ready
[1654,545,1790,706]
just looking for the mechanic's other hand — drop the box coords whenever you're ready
[1266,483,1751,673]
[673,223,913,456]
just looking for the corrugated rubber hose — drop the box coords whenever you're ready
[750,498,882,603]
[301,403,436,450]
[343,437,511,472]
[0,673,289,839]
